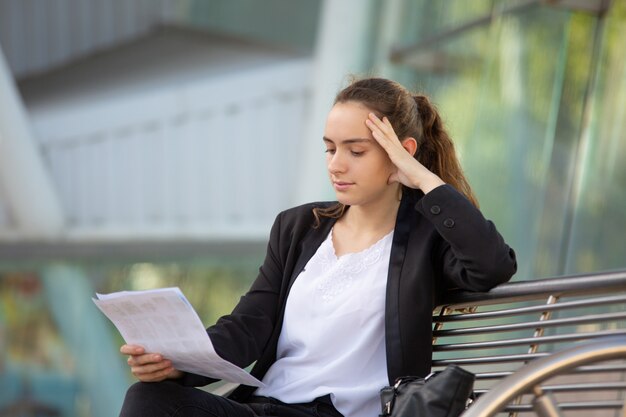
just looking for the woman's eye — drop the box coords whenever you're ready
[325,149,336,155]
[351,151,364,157]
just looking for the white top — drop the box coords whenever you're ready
[255,228,393,417]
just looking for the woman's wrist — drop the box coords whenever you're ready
[414,174,445,194]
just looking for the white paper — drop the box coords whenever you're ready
[93,287,265,387]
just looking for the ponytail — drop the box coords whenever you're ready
[413,95,479,208]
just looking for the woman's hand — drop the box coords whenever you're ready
[120,344,183,382]
[365,113,444,193]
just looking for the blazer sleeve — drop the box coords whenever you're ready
[177,211,287,386]
[415,184,517,292]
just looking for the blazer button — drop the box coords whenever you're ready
[430,205,441,215]
[443,218,455,228]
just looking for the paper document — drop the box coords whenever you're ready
[93,287,264,387]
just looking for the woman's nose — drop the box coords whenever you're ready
[327,152,346,173]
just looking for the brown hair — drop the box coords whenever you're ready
[313,77,478,226]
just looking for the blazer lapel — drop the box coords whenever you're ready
[287,215,337,292]
[384,191,419,383]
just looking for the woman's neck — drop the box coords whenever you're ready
[331,189,402,256]
[340,194,401,237]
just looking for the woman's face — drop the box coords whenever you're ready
[323,101,397,207]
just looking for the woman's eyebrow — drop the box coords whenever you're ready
[323,137,373,144]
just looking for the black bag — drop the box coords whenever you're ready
[379,365,475,417]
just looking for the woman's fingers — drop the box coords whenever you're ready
[120,344,179,382]
[134,366,176,382]
[366,114,413,167]
[120,344,145,355]
[121,344,162,367]
[365,112,444,192]
[366,114,400,150]
[130,358,172,377]
[366,113,413,169]
[128,353,176,382]
[126,352,164,367]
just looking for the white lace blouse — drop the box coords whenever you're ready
[255,228,394,417]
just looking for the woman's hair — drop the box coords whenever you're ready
[313,77,478,227]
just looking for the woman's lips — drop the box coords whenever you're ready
[333,181,354,191]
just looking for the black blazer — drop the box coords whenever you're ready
[180,185,517,401]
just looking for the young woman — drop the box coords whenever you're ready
[119,77,517,417]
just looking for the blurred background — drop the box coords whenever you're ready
[0,0,624,416]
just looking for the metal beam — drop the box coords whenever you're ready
[390,0,540,63]
[0,46,64,239]
[390,0,612,66]
[544,0,613,15]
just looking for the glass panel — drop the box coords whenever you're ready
[391,0,610,280]
[563,0,626,274]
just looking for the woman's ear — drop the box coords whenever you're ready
[401,137,418,156]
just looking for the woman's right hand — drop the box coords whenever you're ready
[365,113,445,194]
[120,344,183,382]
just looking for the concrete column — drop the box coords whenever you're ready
[0,46,64,239]
[294,0,377,205]
[41,265,128,417]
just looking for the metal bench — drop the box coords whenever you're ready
[214,270,626,416]
[462,336,626,417]
[434,269,626,416]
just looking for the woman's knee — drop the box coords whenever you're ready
[120,381,182,416]
[120,381,253,417]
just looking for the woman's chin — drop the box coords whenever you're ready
[334,194,350,205]
[335,194,359,206]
